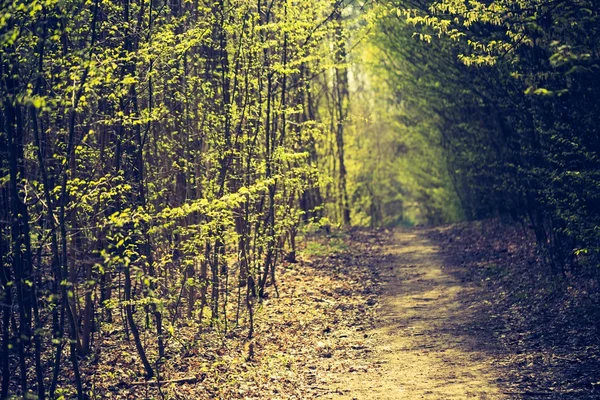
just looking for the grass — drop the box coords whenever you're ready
[299,235,349,258]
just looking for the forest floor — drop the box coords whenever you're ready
[318,222,600,400]
[92,221,600,399]
[322,228,506,399]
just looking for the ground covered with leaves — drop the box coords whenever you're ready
[74,222,600,399]
[80,230,383,399]
[427,220,600,399]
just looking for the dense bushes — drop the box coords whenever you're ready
[374,0,600,268]
[0,0,351,397]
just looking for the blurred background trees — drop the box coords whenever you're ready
[367,0,600,269]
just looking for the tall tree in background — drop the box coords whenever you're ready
[333,6,352,225]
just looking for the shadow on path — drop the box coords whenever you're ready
[324,229,506,399]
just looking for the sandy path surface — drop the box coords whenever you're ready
[324,229,506,399]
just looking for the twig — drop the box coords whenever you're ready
[131,376,201,386]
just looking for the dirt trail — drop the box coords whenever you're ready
[324,229,506,399]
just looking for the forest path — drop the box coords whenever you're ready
[323,229,506,399]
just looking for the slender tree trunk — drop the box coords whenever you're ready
[333,7,350,225]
